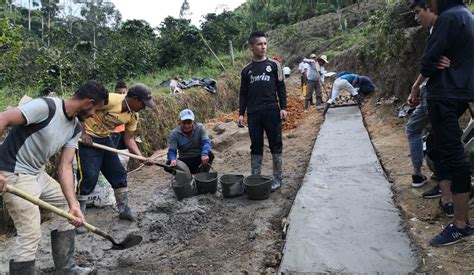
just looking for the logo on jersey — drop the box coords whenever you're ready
[250,73,271,83]
[266,66,272,72]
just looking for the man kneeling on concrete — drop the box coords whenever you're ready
[167,109,214,174]
[0,80,108,274]
[77,84,155,224]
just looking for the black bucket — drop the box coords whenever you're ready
[195,172,218,194]
[220,174,245,198]
[195,165,218,194]
[172,179,196,201]
[244,175,272,200]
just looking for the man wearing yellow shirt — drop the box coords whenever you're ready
[77,83,155,223]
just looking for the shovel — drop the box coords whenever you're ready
[82,141,193,182]
[5,184,142,250]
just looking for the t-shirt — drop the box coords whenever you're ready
[0,97,81,175]
[339,73,359,84]
[239,58,287,115]
[283,67,291,75]
[167,123,211,159]
[83,93,138,138]
[303,59,320,81]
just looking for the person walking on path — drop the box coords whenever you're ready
[322,73,362,116]
[239,31,287,191]
[0,80,108,274]
[77,84,155,224]
[167,109,214,174]
[303,54,322,111]
[421,0,474,246]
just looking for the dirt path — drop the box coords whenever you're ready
[74,77,323,273]
[0,76,322,273]
[362,99,474,273]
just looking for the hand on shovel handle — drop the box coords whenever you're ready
[5,184,142,250]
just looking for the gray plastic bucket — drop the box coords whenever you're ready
[172,179,196,200]
[220,174,245,198]
[244,175,272,200]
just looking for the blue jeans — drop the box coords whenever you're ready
[406,87,429,169]
[248,109,283,155]
[76,136,128,196]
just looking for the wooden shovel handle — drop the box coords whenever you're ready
[80,139,147,162]
[5,184,97,233]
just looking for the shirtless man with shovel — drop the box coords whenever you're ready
[0,80,108,274]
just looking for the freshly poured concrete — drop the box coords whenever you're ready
[279,106,418,273]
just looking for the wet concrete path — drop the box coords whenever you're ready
[279,106,418,273]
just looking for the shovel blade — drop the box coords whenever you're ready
[110,234,143,250]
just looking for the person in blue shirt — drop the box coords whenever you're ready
[167,109,214,174]
[323,73,362,116]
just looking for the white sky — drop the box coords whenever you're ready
[109,0,247,28]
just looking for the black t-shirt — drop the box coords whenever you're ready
[239,58,287,115]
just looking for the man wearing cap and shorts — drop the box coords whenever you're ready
[76,83,156,225]
[167,109,214,174]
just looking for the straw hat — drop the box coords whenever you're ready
[318,55,329,64]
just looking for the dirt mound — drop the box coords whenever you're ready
[211,94,305,132]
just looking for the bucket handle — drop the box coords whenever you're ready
[197,164,215,173]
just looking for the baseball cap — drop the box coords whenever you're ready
[179,109,195,121]
[127,83,156,110]
[309,53,316,58]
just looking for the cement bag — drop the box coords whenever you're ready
[73,157,116,207]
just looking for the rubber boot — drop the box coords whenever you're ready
[51,229,94,275]
[251,154,263,175]
[9,260,35,275]
[272,153,282,192]
[315,96,322,108]
[304,99,309,112]
[322,102,331,116]
[75,199,88,235]
[114,189,136,221]
[353,94,362,105]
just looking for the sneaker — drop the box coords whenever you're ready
[439,199,454,218]
[304,109,308,113]
[271,181,281,192]
[459,224,474,237]
[430,223,464,247]
[411,174,428,188]
[316,105,324,110]
[422,184,442,199]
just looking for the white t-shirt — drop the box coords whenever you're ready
[283,67,291,75]
[0,97,81,175]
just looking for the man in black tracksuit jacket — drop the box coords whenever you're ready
[239,31,287,192]
[421,0,474,246]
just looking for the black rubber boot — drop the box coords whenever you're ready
[271,153,282,192]
[51,229,94,275]
[9,259,35,275]
[250,154,263,175]
[75,199,88,235]
[114,190,136,221]
[322,103,331,116]
[353,94,362,105]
